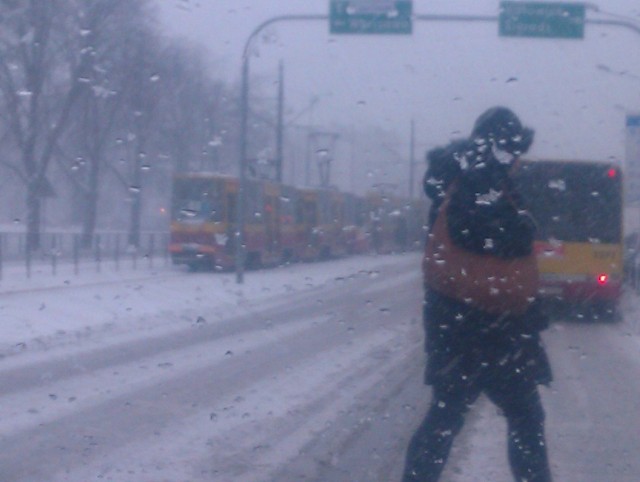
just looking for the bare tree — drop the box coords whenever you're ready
[109,25,165,248]
[56,0,154,248]
[0,0,284,253]
[0,0,137,250]
[156,44,209,172]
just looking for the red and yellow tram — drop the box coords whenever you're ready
[169,172,426,270]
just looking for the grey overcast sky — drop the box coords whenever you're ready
[155,1,640,170]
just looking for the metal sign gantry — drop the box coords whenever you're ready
[234,6,640,283]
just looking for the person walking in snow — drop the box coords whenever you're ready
[402,107,553,482]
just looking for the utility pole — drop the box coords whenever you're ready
[236,53,249,283]
[350,125,356,193]
[409,118,416,199]
[304,96,319,186]
[276,60,284,183]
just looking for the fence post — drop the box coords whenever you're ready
[164,232,169,267]
[148,233,155,269]
[95,234,102,273]
[134,245,138,270]
[18,233,23,261]
[51,234,57,276]
[130,243,137,270]
[73,234,79,275]
[115,234,120,271]
[25,240,31,279]
[105,233,111,260]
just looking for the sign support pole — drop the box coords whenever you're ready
[237,15,327,284]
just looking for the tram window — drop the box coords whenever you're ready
[319,194,331,224]
[332,199,343,225]
[280,188,296,223]
[244,182,262,220]
[173,178,220,222]
[295,199,305,224]
[208,181,224,222]
[227,193,236,227]
[304,200,317,225]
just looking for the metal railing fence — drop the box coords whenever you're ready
[0,231,170,279]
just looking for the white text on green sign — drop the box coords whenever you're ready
[330,0,413,35]
[499,1,585,39]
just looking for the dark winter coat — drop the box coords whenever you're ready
[423,289,552,386]
[423,139,465,229]
[422,139,552,387]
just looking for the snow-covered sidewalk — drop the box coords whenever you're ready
[0,254,415,359]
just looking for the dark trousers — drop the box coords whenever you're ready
[402,370,552,482]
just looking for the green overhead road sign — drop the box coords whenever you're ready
[330,0,412,35]
[499,1,585,39]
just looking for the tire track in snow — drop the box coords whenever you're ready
[52,326,417,482]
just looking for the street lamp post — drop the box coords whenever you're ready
[236,14,328,284]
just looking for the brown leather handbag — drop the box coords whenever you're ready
[423,187,539,315]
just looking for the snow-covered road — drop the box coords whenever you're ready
[1,253,640,481]
[0,255,425,481]
[439,310,640,482]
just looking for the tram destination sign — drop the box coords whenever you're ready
[499,1,585,39]
[330,0,412,35]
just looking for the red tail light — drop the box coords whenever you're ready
[597,274,609,285]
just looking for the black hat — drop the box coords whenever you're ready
[471,106,534,155]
